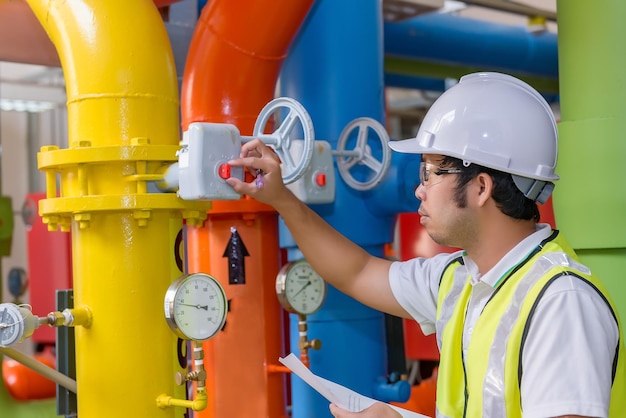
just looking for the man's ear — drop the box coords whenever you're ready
[475,172,493,207]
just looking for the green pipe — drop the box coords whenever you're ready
[555,0,626,318]
[384,56,560,94]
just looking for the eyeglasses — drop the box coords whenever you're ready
[419,162,463,187]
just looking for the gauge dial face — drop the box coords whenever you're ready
[276,260,326,315]
[164,273,227,341]
[0,303,24,347]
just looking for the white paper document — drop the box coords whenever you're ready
[279,353,430,418]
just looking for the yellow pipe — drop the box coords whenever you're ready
[156,341,208,411]
[156,390,208,411]
[25,0,210,416]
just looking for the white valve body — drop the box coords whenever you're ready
[178,123,244,200]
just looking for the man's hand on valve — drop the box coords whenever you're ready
[329,402,402,418]
[226,139,289,205]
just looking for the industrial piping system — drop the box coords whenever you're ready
[4,2,604,416]
[181,1,313,417]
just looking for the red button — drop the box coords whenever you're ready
[315,172,326,187]
[218,164,231,179]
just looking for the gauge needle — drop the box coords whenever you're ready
[292,280,311,299]
[180,303,209,311]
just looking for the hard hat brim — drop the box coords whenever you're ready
[388,137,424,154]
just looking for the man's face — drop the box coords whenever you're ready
[415,154,477,248]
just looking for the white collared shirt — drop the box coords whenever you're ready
[389,224,618,418]
[460,224,553,359]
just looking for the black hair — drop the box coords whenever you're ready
[441,156,540,222]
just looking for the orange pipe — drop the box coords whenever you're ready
[181,1,313,417]
[267,364,293,374]
[181,0,313,131]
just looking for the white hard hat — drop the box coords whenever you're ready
[389,72,559,203]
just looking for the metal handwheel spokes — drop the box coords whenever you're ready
[252,97,316,184]
[334,117,391,191]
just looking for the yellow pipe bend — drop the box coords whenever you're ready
[23,1,205,417]
[26,0,179,149]
[156,390,209,411]
[26,1,210,225]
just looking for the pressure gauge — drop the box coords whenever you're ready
[0,303,38,347]
[276,260,327,315]
[164,273,228,341]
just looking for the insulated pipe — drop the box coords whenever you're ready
[26,0,209,416]
[554,0,626,318]
[384,13,559,93]
[181,1,313,417]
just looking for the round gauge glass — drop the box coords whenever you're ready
[0,303,24,347]
[164,273,227,341]
[276,260,327,315]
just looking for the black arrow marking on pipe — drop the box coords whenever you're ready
[223,226,249,285]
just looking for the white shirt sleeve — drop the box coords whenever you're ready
[521,274,618,418]
[389,251,464,335]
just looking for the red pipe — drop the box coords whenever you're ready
[181,1,313,417]
[181,0,313,131]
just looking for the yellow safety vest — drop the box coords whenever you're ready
[434,230,626,418]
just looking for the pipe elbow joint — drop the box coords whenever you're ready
[372,376,411,403]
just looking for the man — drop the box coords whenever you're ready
[226,73,625,417]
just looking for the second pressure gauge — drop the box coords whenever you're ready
[0,304,25,347]
[164,273,227,341]
[0,303,38,348]
[276,260,327,315]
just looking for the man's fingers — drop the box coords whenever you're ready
[225,177,256,195]
[240,138,270,157]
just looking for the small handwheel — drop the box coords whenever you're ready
[335,118,392,191]
[253,97,315,184]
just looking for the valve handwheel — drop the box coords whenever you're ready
[253,97,315,184]
[335,117,392,191]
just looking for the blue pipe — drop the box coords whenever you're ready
[280,1,414,417]
[384,12,558,79]
[385,73,448,91]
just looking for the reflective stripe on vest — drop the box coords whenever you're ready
[434,230,626,418]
